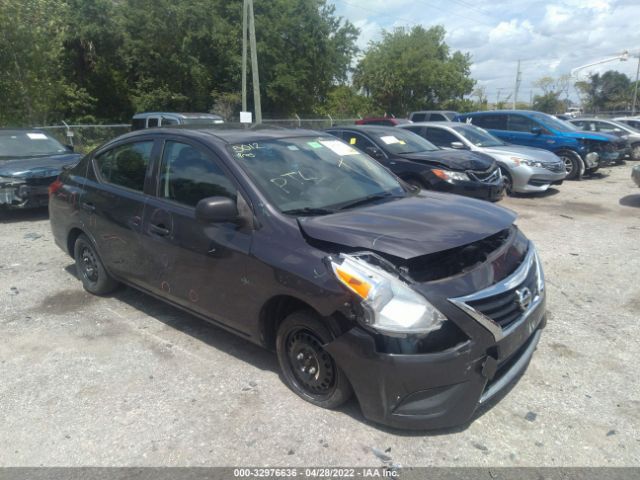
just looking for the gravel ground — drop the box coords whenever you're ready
[1,164,639,467]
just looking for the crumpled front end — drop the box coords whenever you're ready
[0,175,56,209]
[323,227,546,430]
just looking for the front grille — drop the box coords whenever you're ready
[466,261,538,329]
[542,161,564,173]
[468,167,501,183]
[449,244,544,341]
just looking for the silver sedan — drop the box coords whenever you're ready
[399,122,567,194]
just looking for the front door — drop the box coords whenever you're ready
[140,138,253,331]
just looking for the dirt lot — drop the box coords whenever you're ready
[1,164,639,467]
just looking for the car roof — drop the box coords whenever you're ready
[571,117,617,122]
[132,112,223,119]
[400,121,461,128]
[113,127,330,145]
[459,110,544,116]
[327,124,403,134]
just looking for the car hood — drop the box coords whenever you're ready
[560,131,618,143]
[298,192,517,259]
[397,149,495,171]
[0,153,82,179]
[480,144,561,162]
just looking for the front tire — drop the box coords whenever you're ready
[276,311,353,409]
[500,168,514,195]
[557,150,582,180]
[74,234,119,295]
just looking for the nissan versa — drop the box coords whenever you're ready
[49,128,546,430]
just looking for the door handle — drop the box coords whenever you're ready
[81,202,96,212]
[149,224,170,236]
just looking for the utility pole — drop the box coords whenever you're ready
[632,54,640,116]
[513,59,521,109]
[248,0,262,124]
[241,0,248,112]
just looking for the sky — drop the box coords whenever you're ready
[329,0,640,104]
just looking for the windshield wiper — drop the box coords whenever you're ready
[336,192,397,210]
[282,207,337,216]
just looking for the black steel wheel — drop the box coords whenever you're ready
[73,234,119,295]
[276,311,353,409]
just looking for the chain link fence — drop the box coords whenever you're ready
[37,117,360,154]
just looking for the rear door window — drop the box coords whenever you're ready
[411,113,427,122]
[424,128,458,147]
[507,114,535,132]
[471,114,507,130]
[147,117,159,128]
[430,113,447,121]
[158,141,236,207]
[94,141,154,191]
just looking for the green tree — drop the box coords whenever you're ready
[353,26,474,115]
[575,70,632,112]
[313,86,376,117]
[0,0,93,125]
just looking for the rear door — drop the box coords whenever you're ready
[470,114,510,142]
[81,138,158,286]
[140,137,253,330]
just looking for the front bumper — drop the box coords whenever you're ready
[0,182,51,209]
[326,304,545,430]
[509,165,566,193]
[430,178,505,202]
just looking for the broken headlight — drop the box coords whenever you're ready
[330,253,446,336]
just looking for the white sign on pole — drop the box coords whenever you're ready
[240,111,253,124]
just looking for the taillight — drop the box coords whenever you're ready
[49,178,63,196]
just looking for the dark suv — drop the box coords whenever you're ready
[326,125,505,201]
[49,128,546,430]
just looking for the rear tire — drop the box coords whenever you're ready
[557,150,582,180]
[276,311,353,409]
[73,234,119,295]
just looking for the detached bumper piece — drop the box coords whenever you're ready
[0,178,52,209]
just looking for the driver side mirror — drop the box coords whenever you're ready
[531,126,542,135]
[450,141,466,149]
[195,196,238,223]
[365,146,384,159]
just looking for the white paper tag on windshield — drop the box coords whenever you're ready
[380,135,400,145]
[319,140,359,155]
[27,133,48,140]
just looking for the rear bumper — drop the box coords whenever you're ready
[325,299,546,430]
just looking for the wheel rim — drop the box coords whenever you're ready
[80,245,99,283]
[561,155,574,174]
[286,329,336,398]
[503,174,513,194]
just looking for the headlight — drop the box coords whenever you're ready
[511,157,544,168]
[432,169,470,182]
[330,253,446,336]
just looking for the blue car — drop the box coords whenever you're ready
[454,110,629,180]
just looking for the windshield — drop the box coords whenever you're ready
[372,129,439,154]
[529,112,578,133]
[452,125,507,147]
[229,137,406,214]
[0,131,68,158]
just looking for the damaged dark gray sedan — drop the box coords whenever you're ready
[49,128,546,430]
[0,129,81,209]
